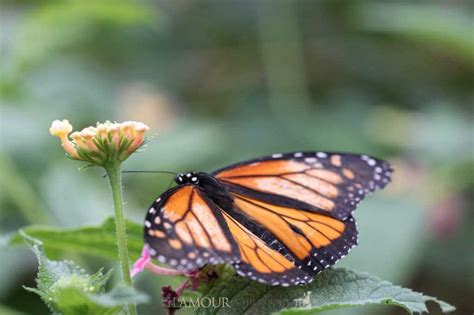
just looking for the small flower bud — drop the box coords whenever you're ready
[50,119,150,166]
[49,120,79,159]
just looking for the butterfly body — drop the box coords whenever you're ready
[143,152,392,286]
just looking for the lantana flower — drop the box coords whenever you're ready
[50,119,150,315]
[49,120,150,166]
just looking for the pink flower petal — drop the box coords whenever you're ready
[131,246,151,278]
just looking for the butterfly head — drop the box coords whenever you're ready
[175,172,200,185]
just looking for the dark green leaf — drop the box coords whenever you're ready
[195,268,455,315]
[11,217,143,261]
[21,232,148,315]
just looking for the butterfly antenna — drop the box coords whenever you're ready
[121,170,177,176]
[102,170,177,178]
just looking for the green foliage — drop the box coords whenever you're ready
[13,218,455,314]
[353,3,474,66]
[21,232,148,315]
[196,268,455,315]
[11,218,143,261]
[3,0,154,89]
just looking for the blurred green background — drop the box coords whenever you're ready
[0,1,472,314]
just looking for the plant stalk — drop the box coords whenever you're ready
[105,162,138,315]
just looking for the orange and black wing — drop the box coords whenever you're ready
[144,184,309,285]
[211,152,391,283]
[225,192,357,285]
[213,152,392,219]
[221,210,310,286]
[144,185,241,271]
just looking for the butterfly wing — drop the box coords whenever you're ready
[144,185,241,271]
[213,152,392,219]
[144,183,309,285]
[221,210,310,286]
[211,152,391,282]
[228,193,357,282]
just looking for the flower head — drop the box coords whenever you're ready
[50,120,150,166]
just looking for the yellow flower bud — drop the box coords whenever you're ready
[49,120,79,159]
[50,119,150,166]
[49,120,73,137]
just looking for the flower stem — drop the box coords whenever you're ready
[105,162,138,315]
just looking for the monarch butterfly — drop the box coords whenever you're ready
[143,152,392,286]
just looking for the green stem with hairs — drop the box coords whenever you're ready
[105,161,138,315]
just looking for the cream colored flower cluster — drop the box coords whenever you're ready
[50,120,150,165]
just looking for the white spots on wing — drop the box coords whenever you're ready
[367,159,376,166]
[304,157,317,164]
[156,197,161,203]
[294,152,303,158]
[148,207,156,214]
[375,167,383,173]
[144,220,151,228]
[272,153,283,158]
[316,152,327,158]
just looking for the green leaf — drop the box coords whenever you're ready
[21,232,148,315]
[10,217,143,261]
[195,268,455,315]
[49,286,147,315]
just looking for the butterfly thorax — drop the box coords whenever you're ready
[175,172,235,210]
